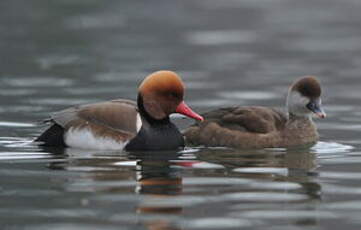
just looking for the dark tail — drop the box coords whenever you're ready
[35,124,66,147]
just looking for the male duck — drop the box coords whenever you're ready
[36,71,204,151]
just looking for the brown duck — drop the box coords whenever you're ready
[184,76,326,149]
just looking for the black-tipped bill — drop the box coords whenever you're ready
[306,101,326,118]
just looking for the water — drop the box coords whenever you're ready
[1,0,361,229]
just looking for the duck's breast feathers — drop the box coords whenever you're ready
[50,99,141,139]
[199,106,287,133]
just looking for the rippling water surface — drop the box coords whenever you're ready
[1,0,361,229]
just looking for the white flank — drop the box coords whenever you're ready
[136,113,142,132]
[64,128,128,150]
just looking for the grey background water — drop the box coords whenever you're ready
[1,0,361,229]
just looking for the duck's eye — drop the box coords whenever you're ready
[306,101,316,111]
[169,92,179,98]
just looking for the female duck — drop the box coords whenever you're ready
[184,76,326,149]
[36,71,203,151]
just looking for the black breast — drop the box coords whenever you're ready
[125,122,184,151]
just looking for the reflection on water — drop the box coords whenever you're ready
[1,0,361,229]
[20,147,323,230]
[0,137,359,229]
[0,129,358,230]
[136,158,183,230]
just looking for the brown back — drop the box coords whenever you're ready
[51,99,139,135]
[201,106,287,134]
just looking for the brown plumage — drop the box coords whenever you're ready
[184,76,325,149]
[291,76,321,99]
[63,99,138,141]
[36,99,139,146]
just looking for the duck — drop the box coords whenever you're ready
[184,76,326,149]
[36,70,204,151]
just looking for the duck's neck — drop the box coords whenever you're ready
[288,112,312,121]
[126,95,183,151]
[137,94,170,126]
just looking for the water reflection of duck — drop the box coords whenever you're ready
[196,148,317,174]
[185,76,326,149]
[135,158,182,196]
[196,147,321,199]
[135,157,183,230]
[36,71,203,151]
[48,153,184,230]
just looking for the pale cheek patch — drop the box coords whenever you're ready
[289,92,309,112]
[299,95,309,106]
[290,92,308,105]
[64,128,128,150]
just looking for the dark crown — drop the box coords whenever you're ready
[291,76,321,99]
